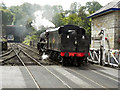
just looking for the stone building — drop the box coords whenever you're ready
[0,11,2,37]
[88,0,120,49]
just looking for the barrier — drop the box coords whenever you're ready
[88,48,120,67]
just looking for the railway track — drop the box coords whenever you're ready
[18,43,61,65]
[0,44,18,65]
[17,44,72,89]
[12,44,41,89]
[12,44,39,66]
[1,43,119,89]
[3,43,72,89]
[19,43,39,55]
[0,48,13,57]
[64,66,119,89]
[1,43,58,66]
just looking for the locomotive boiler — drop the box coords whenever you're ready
[37,25,90,66]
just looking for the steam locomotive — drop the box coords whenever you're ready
[37,25,90,66]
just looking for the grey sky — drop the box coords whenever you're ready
[1,0,114,10]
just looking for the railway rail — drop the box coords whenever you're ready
[0,43,57,66]
[0,45,17,65]
[64,66,119,89]
[12,44,41,89]
[18,43,119,89]
[2,43,72,89]
[12,44,39,66]
[17,44,72,89]
[1,43,119,89]
[18,43,61,65]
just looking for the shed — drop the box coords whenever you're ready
[88,0,120,49]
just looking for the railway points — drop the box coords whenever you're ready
[0,43,119,89]
[0,0,120,89]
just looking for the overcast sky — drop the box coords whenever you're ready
[1,0,114,10]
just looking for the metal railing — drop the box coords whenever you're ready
[88,48,120,67]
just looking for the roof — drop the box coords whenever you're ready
[88,0,120,18]
[46,27,60,32]
[46,25,80,32]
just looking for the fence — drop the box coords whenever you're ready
[88,48,120,67]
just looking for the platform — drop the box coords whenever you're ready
[0,65,119,89]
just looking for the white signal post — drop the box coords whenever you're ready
[102,28,106,65]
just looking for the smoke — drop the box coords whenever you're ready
[32,10,55,30]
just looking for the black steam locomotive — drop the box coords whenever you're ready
[37,25,90,66]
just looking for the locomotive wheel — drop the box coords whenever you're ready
[62,57,67,66]
[76,61,80,67]
[68,58,73,66]
[84,57,88,63]
[49,51,52,59]
[39,49,43,56]
[82,57,87,66]
[74,58,80,67]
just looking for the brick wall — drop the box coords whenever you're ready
[0,11,2,37]
[91,11,120,49]
[114,11,120,49]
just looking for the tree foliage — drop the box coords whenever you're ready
[85,1,102,14]
[0,3,15,25]
[1,1,102,42]
[70,2,81,14]
[9,3,41,25]
[52,1,102,35]
[52,13,65,27]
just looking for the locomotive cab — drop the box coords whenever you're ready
[37,32,47,54]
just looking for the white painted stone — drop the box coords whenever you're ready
[91,11,120,49]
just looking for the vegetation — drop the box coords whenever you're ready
[0,1,102,45]
[0,3,15,25]
[51,1,102,34]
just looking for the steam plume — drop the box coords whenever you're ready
[32,10,55,30]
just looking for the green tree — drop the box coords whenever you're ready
[9,2,41,25]
[0,3,15,25]
[63,13,78,25]
[85,1,102,14]
[20,3,41,17]
[9,6,26,25]
[26,18,36,33]
[52,5,63,13]
[1,10,15,25]
[70,2,81,14]
[0,3,7,9]
[52,13,65,27]
[42,5,63,21]
[78,6,91,34]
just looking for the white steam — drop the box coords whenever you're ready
[42,53,49,60]
[32,10,55,30]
